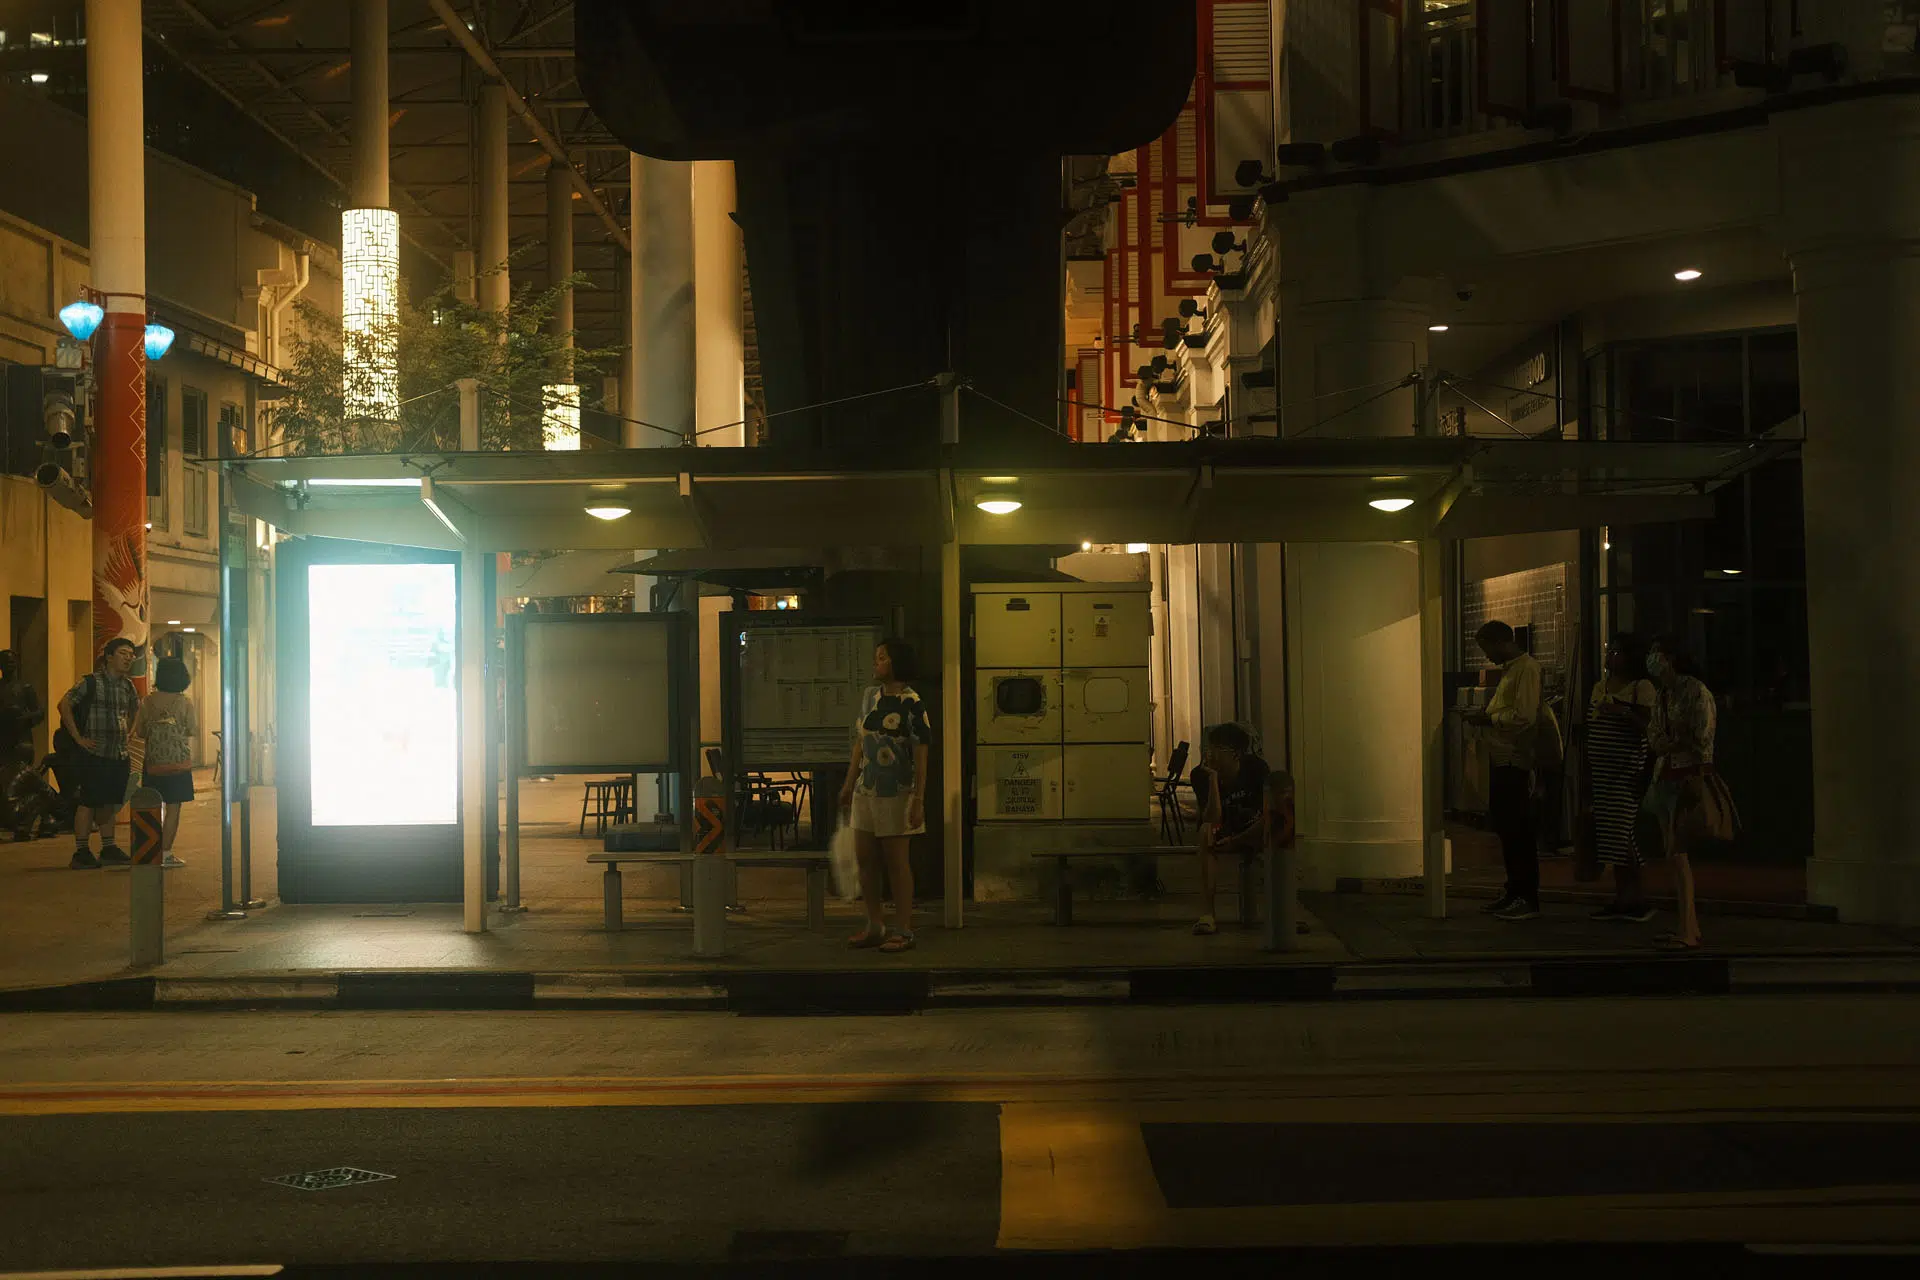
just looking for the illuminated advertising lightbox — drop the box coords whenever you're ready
[307,563,458,826]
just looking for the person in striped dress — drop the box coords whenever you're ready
[1587,633,1657,922]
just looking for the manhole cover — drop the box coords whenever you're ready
[265,1166,396,1192]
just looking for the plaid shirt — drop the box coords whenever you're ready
[66,672,139,760]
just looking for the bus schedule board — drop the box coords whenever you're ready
[730,616,882,769]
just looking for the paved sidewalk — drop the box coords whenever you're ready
[2,775,1914,1005]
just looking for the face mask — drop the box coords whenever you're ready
[1646,652,1673,680]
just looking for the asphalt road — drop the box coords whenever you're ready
[1,996,1917,1272]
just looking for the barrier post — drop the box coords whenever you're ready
[691,778,727,956]
[128,786,165,966]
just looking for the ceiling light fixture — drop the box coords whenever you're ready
[976,496,1022,515]
[1369,497,1415,513]
[1720,567,1743,575]
[1428,323,1450,332]
[585,504,631,521]
[1673,268,1703,281]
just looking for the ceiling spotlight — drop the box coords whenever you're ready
[1674,268,1703,281]
[1428,323,1450,332]
[584,504,631,520]
[1368,497,1416,513]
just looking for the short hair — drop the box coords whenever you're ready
[101,637,136,660]
[154,656,191,694]
[1475,620,1515,647]
[0,649,16,678]
[878,637,917,683]
[1205,721,1251,755]
[1607,631,1647,673]
[1648,634,1696,676]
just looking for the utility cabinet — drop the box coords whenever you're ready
[972,581,1151,826]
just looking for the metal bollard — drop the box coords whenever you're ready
[128,786,166,967]
[691,854,729,958]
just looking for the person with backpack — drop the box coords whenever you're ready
[56,637,140,869]
[130,656,197,868]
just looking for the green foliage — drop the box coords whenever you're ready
[265,262,621,455]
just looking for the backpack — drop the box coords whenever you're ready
[52,674,98,757]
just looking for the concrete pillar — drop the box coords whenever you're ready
[629,155,695,446]
[84,0,148,673]
[1278,281,1436,888]
[343,0,398,426]
[349,0,389,209]
[692,160,744,447]
[1776,97,1920,926]
[477,82,511,316]
[547,162,575,362]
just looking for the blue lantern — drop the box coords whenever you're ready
[143,323,176,360]
[59,300,104,342]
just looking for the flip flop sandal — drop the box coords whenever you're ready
[1654,933,1701,952]
[878,932,916,953]
[847,927,887,949]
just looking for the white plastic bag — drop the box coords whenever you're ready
[829,820,861,902]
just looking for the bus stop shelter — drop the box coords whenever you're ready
[223,430,1787,941]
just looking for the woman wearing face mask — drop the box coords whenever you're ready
[1642,636,1739,950]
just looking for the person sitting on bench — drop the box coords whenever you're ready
[1188,721,1270,935]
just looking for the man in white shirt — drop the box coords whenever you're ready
[1467,620,1557,920]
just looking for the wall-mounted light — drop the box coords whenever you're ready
[143,323,175,360]
[585,504,632,521]
[976,477,1022,515]
[1673,268,1703,282]
[1369,496,1415,513]
[59,300,103,342]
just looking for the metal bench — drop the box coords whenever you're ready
[1033,844,1301,949]
[587,850,832,932]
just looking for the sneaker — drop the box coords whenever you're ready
[1192,915,1218,936]
[1495,900,1542,920]
[1618,904,1655,923]
[162,854,186,869]
[1480,894,1519,915]
[69,848,99,870]
[98,845,130,867]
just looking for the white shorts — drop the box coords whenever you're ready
[850,789,924,838]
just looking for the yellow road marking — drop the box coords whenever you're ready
[0,1066,1915,1117]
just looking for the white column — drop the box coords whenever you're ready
[1278,272,1437,888]
[542,161,579,450]
[630,155,695,445]
[1776,97,1920,926]
[85,0,144,303]
[477,82,511,316]
[692,160,744,448]
[343,0,397,424]
[456,379,486,932]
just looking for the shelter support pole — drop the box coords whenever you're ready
[1419,538,1448,919]
[503,621,524,912]
[458,381,486,933]
[942,530,964,928]
[209,463,246,921]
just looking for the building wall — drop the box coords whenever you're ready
[0,473,95,759]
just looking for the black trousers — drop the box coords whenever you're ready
[1489,764,1538,903]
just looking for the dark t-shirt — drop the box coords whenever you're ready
[1191,755,1271,840]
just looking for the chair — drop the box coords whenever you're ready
[1157,741,1191,844]
[707,748,799,849]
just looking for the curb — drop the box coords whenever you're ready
[1336,877,1833,921]
[3,954,1918,1013]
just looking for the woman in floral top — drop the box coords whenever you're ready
[838,638,931,953]
[1644,636,1738,951]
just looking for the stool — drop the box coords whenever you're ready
[579,780,625,837]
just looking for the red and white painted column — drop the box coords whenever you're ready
[85,0,148,679]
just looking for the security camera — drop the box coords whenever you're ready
[42,390,76,450]
[35,462,92,518]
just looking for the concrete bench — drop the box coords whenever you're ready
[587,850,831,933]
[1033,844,1300,949]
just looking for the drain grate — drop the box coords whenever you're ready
[353,910,415,918]
[265,1166,396,1192]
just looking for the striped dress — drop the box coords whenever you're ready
[1587,677,1655,867]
